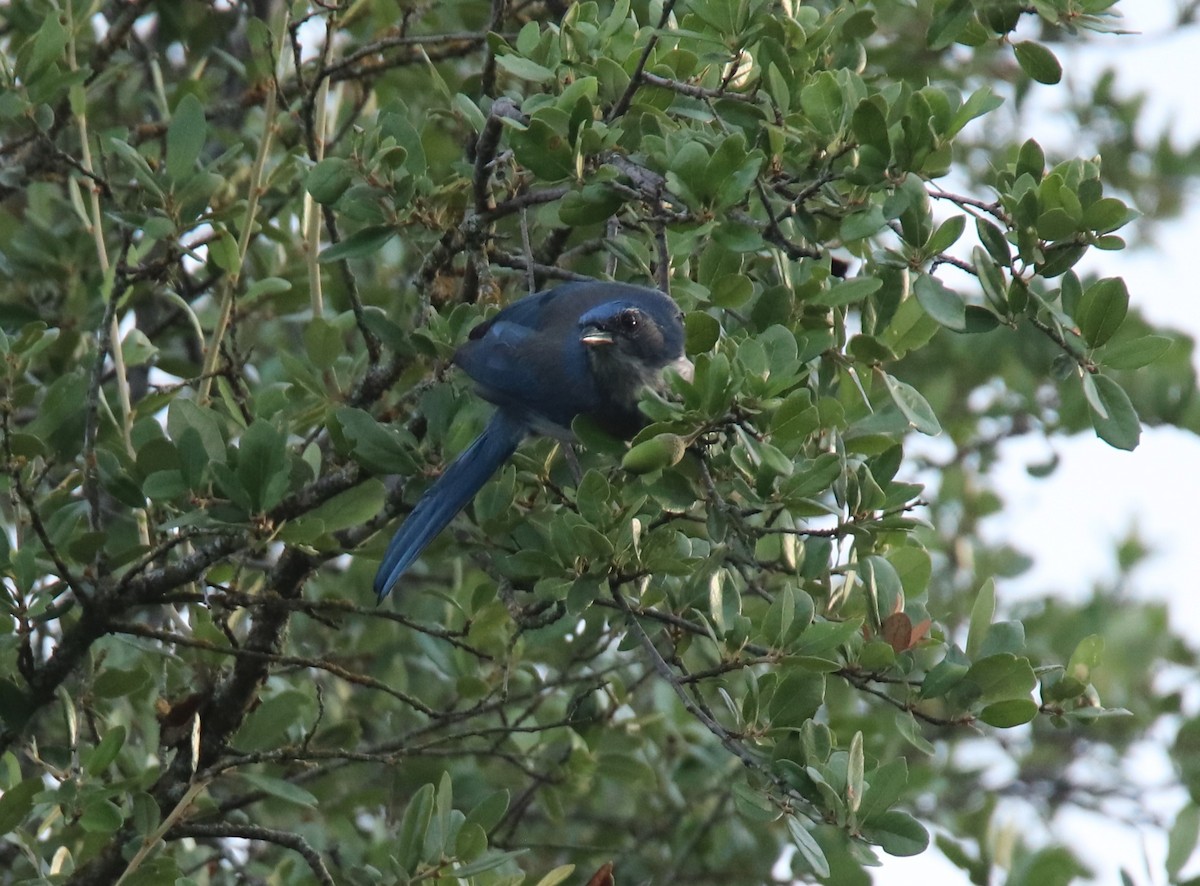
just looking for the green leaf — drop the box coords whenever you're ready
[306,157,355,205]
[927,0,972,49]
[207,226,240,272]
[924,215,966,256]
[979,698,1038,727]
[858,759,910,823]
[29,13,69,74]
[1087,373,1140,451]
[813,276,882,307]
[166,94,207,181]
[914,274,965,331]
[119,329,158,368]
[168,398,227,475]
[432,770,454,860]
[130,792,159,837]
[464,789,510,833]
[947,86,1004,137]
[535,865,577,886]
[711,274,754,308]
[896,173,933,247]
[451,849,530,877]
[794,617,862,658]
[0,778,40,834]
[452,93,488,133]
[979,620,1026,657]
[1037,207,1078,240]
[895,711,935,755]
[80,797,124,834]
[976,217,1011,264]
[851,100,890,153]
[118,859,182,886]
[861,554,904,623]
[237,771,319,808]
[762,584,797,648]
[455,822,488,860]
[1081,372,1108,420]
[318,226,396,263]
[1016,138,1045,182]
[1076,277,1129,348]
[1167,803,1200,879]
[685,311,721,353]
[332,407,416,475]
[799,71,844,134]
[397,784,436,874]
[236,420,290,512]
[85,725,127,776]
[847,731,865,815]
[963,653,1036,704]
[303,316,343,370]
[597,752,658,787]
[861,810,929,856]
[1060,271,1083,317]
[1098,335,1172,370]
[558,184,623,225]
[973,246,1008,313]
[495,53,556,83]
[840,207,888,242]
[303,479,386,533]
[507,117,575,181]
[786,815,831,877]
[881,373,942,435]
[965,579,995,660]
[92,666,152,699]
[769,670,826,727]
[235,689,311,751]
[1013,41,1062,84]
[1082,196,1136,233]
[921,653,969,700]
[733,782,778,823]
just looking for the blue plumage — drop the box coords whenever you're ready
[373,281,688,601]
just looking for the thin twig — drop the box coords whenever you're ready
[607,0,679,121]
[115,779,211,886]
[168,823,334,886]
[199,77,278,403]
[641,71,756,103]
[110,622,438,715]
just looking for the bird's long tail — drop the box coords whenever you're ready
[374,411,525,601]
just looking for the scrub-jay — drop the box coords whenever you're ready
[374,281,690,600]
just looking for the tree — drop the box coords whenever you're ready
[0,0,1198,883]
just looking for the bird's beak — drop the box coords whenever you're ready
[668,355,695,383]
[580,326,614,346]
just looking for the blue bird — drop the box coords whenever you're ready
[373,281,690,601]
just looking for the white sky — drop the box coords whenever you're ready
[880,4,1200,884]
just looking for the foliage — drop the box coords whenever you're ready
[0,0,1197,884]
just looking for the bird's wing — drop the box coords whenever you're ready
[456,320,595,430]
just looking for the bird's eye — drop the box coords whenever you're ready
[619,310,640,331]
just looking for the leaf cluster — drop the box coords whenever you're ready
[0,1,1196,884]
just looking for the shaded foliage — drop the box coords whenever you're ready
[0,0,1198,884]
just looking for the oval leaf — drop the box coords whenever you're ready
[1087,373,1141,451]
[914,274,965,331]
[1076,277,1129,348]
[1013,41,1062,85]
[881,373,942,435]
[786,815,831,877]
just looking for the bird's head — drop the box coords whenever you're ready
[577,297,691,385]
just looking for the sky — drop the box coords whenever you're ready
[881,3,1200,884]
